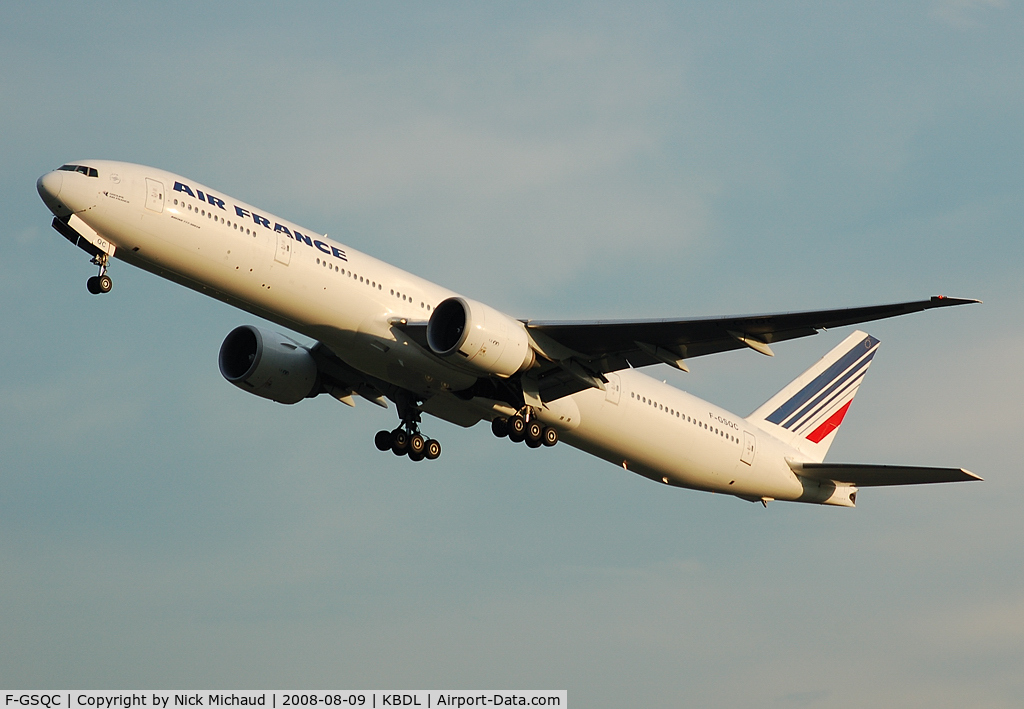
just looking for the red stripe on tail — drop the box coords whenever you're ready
[806,401,852,443]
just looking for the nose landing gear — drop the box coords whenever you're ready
[86,254,112,294]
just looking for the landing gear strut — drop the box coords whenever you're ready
[491,408,559,449]
[86,254,112,295]
[374,397,441,462]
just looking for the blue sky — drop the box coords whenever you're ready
[2,2,1022,706]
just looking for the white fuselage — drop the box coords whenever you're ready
[39,160,840,506]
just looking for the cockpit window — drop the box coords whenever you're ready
[57,164,98,177]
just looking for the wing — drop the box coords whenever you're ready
[526,295,979,372]
[393,296,979,403]
[519,295,979,401]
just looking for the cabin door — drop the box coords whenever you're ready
[275,233,292,265]
[144,178,164,213]
[740,432,756,465]
[604,372,621,404]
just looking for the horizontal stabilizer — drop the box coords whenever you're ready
[789,461,982,487]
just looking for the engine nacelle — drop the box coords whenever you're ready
[218,325,319,404]
[427,297,536,378]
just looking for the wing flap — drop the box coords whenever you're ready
[789,461,982,487]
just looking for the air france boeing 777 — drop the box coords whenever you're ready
[36,161,980,507]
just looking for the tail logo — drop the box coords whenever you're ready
[765,334,879,441]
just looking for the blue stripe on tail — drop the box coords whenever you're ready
[765,334,879,428]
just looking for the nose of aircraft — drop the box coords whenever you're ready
[37,170,71,217]
[37,170,62,199]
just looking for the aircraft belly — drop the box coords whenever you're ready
[558,387,709,490]
[316,315,478,395]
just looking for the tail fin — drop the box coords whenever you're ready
[747,330,880,462]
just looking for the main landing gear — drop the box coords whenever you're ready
[374,427,442,462]
[86,254,112,295]
[374,397,441,462]
[491,410,559,449]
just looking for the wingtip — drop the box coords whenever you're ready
[930,295,983,306]
[962,468,983,482]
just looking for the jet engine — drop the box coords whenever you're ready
[426,297,536,378]
[219,325,319,404]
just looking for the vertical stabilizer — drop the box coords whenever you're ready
[747,330,879,462]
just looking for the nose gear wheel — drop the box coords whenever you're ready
[87,253,113,294]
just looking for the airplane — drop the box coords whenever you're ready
[36,160,981,507]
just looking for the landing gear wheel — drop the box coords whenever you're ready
[375,430,393,451]
[542,426,559,447]
[380,396,441,462]
[391,429,409,456]
[409,434,426,456]
[97,274,112,293]
[508,415,526,443]
[87,276,101,294]
[526,421,543,446]
[491,417,509,438]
